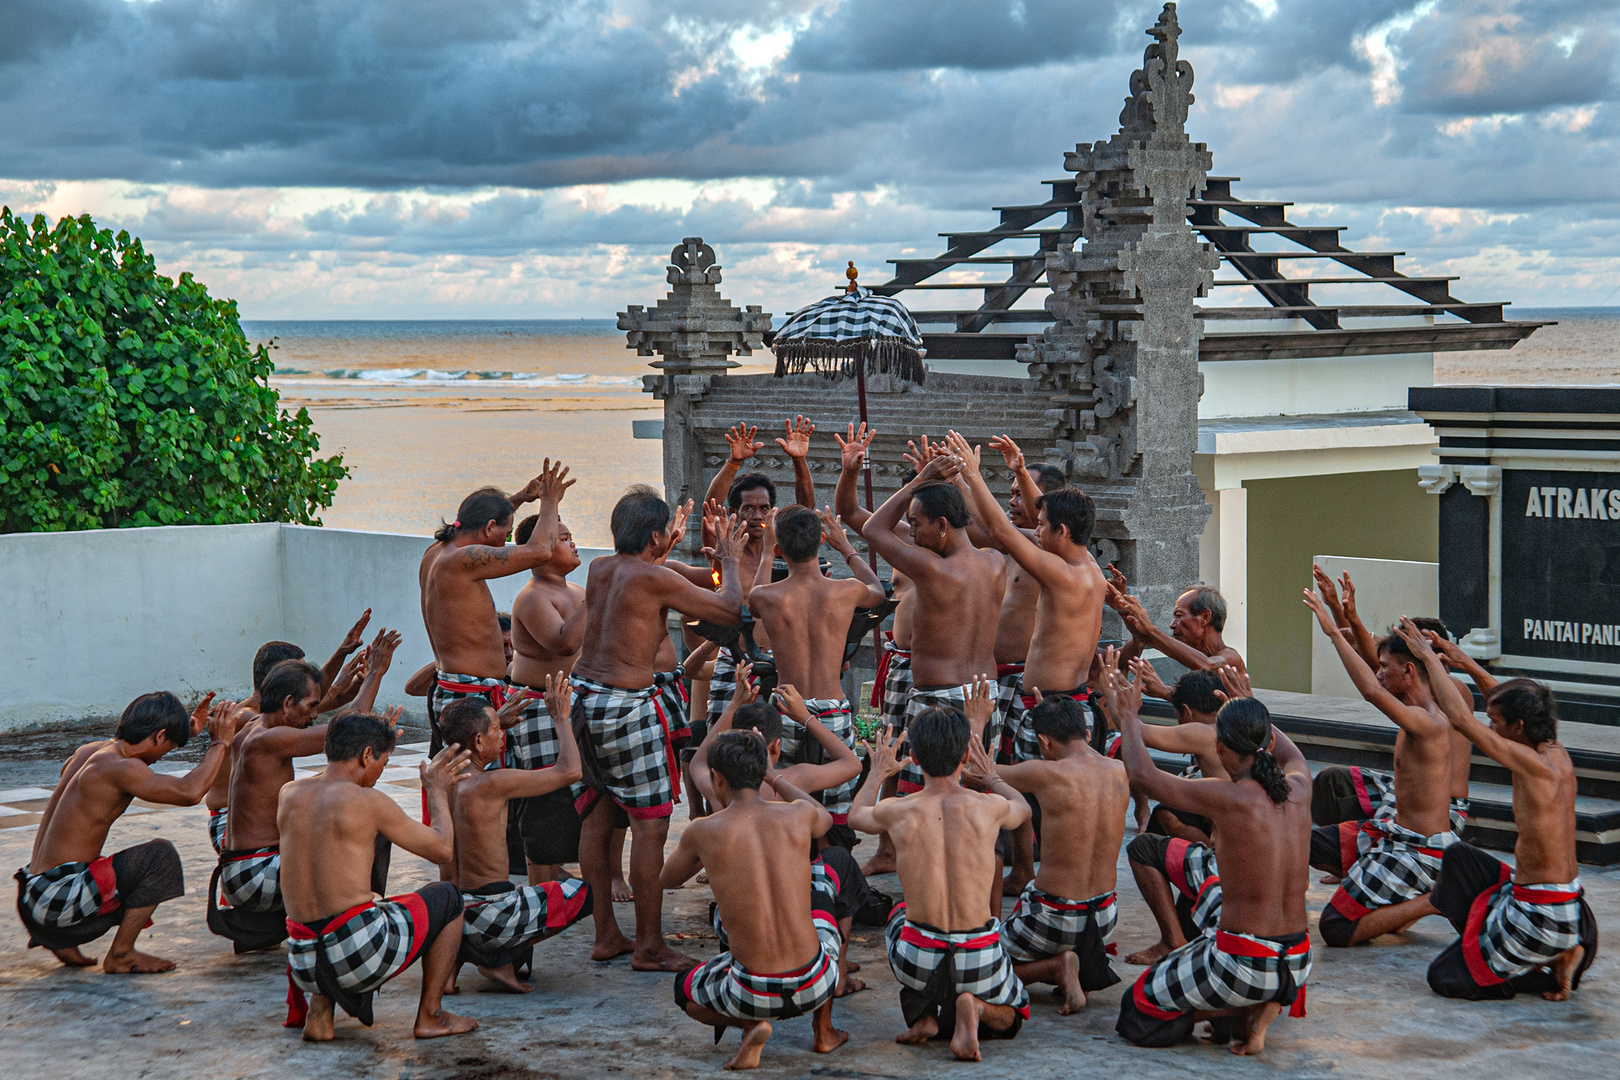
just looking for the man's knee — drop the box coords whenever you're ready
[1127,832,1171,875]
[416,881,465,947]
[110,837,185,908]
[1309,824,1351,875]
[1317,902,1358,948]
[1115,993,1194,1047]
[1426,942,1509,1000]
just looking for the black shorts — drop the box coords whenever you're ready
[1125,833,1201,944]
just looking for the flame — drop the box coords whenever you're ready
[711,569,722,588]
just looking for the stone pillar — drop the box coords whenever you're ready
[1022,2,1218,629]
[618,237,771,555]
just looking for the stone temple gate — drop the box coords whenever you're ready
[618,3,1542,637]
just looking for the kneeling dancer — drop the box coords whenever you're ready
[440,681,593,994]
[17,692,236,972]
[1107,662,1313,1056]
[663,730,847,1070]
[851,709,1031,1063]
[279,714,478,1041]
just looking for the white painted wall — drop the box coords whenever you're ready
[1309,554,1439,699]
[1199,351,1434,419]
[0,524,608,731]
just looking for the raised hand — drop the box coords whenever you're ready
[865,725,909,783]
[835,422,876,471]
[543,672,572,723]
[1424,630,1470,670]
[206,699,240,745]
[776,415,815,460]
[368,628,402,675]
[496,689,530,729]
[1302,586,1339,635]
[189,692,217,738]
[943,430,981,471]
[1312,564,1347,623]
[988,434,1025,471]
[914,452,962,486]
[536,458,575,504]
[725,423,763,465]
[422,743,476,795]
[1106,563,1129,594]
[818,505,856,555]
[668,499,693,545]
[382,705,405,737]
[1396,616,1439,661]
[1215,663,1253,702]
[1131,657,1173,701]
[772,683,810,722]
[339,609,372,656]
[961,735,999,790]
[732,660,758,707]
[706,513,749,563]
[903,434,940,474]
[963,674,996,734]
[1338,572,1360,622]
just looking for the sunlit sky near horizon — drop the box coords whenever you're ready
[2,0,1618,319]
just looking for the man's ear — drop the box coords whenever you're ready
[359,745,376,770]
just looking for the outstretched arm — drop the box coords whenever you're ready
[403,661,436,698]
[818,507,887,605]
[1104,653,1234,817]
[1336,571,1381,669]
[491,676,586,798]
[989,435,1045,523]
[706,423,763,509]
[321,609,372,692]
[773,685,862,794]
[691,661,755,801]
[661,515,748,624]
[862,454,963,578]
[946,431,1074,589]
[776,415,816,510]
[833,423,877,532]
[848,727,907,835]
[1303,589,1430,733]
[457,460,575,580]
[119,701,240,806]
[1395,619,1544,778]
[1426,631,1500,695]
[347,627,401,716]
[375,744,476,865]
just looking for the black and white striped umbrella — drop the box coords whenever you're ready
[772,280,926,386]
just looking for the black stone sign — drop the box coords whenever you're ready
[1502,468,1620,666]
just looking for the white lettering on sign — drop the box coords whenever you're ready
[1523,618,1620,645]
[1524,487,1619,519]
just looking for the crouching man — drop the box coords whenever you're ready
[17,692,238,972]
[662,730,846,1070]
[439,677,593,994]
[278,713,478,1041]
[851,708,1032,1063]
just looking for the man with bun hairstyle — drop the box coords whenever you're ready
[1106,658,1312,1056]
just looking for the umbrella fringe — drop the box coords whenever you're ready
[771,336,926,386]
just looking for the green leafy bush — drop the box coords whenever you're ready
[0,208,346,532]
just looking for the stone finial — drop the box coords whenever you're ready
[668,237,721,287]
[618,236,771,387]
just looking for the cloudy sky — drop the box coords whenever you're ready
[2,0,1616,318]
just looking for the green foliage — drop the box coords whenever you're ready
[0,208,346,532]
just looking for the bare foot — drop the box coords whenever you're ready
[477,963,535,993]
[860,854,896,876]
[612,877,634,903]
[1230,1002,1280,1056]
[1056,950,1086,1015]
[813,1023,850,1054]
[632,944,700,972]
[1543,944,1584,1001]
[51,947,97,967]
[414,1008,479,1039]
[591,931,636,962]
[725,1020,772,1069]
[835,975,867,997]
[302,995,335,1042]
[1125,941,1173,966]
[950,992,983,1062]
[895,1013,938,1045]
[103,950,176,974]
[1320,873,1343,885]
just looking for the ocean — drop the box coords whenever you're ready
[247,310,1619,548]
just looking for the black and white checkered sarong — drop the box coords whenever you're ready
[1329,816,1457,922]
[879,644,912,731]
[1164,838,1223,933]
[1120,928,1311,1045]
[16,858,118,930]
[1000,883,1120,990]
[504,688,556,770]
[885,902,1029,1029]
[219,847,282,913]
[462,878,592,951]
[570,676,678,818]
[898,684,971,794]
[780,698,859,821]
[208,809,228,855]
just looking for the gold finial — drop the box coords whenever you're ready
[845,260,859,293]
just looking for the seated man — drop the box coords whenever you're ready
[279,714,477,1041]
[1392,625,1598,1000]
[1106,661,1313,1056]
[996,694,1128,1013]
[851,708,1031,1063]
[439,680,593,994]
[662,730,845,1070]
[17,692,237,972]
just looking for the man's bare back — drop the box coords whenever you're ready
[1002,745,1127,904]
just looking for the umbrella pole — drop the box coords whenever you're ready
[856,359,885,709]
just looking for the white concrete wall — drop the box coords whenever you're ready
[0,524,608,731]
[1199,351,1434,419]
[1309,554,1439,699]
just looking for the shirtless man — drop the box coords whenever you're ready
[572,485,747,970]
[746,505,886,822]
[18,692,237,972]
[995,693,1128,1014]
[851,709,1032,1062]
[1304,588,1458,947]
[438,678,592,994]
[861,453,1005,800]
[701,418,817,731]
[833,423,915,875]
[1110,580,1248,676]
[1309,568,1476,843]
[1393,624,1597,1000]
[1107,665,1312,1055]
[279,713,477,1041]
[420,461,572,746]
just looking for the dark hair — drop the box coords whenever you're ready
[253,641,305,692]
[1171,670,1223,717]
[911,483,970,529]
[901,469,917,484]
[1032,464,1067,492]
[1408,616,1450,641]
[497,611,512,633]
[439,697,496,751]
[732,702,783,745]
[261,659,323,715]
[435,486,515,544]
[1036,487,1095,546]
[709,730,768,790]
[1181,586,1227,632]
[775,506,823,562]
[909,705,971,777]
[325,712,398,763]
[116,691,191,748]
[727,473,777,512]
[1487,678,1559,746]
[515,514,538,546]
[1029,696,1088,744]
[1376,633,1429,683]
[611,484,671,554]
[1216,698,1289,804]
